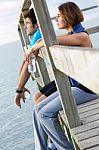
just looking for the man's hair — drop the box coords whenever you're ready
[59,2,84,27]
[23,8,37,27]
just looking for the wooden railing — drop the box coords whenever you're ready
[17,0,99,149]
[50,45,99,94]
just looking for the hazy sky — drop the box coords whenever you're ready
[0,0,22,45]
[0,0,99,46]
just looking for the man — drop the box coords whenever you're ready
[15,8,42,107]
[15,8,57,150]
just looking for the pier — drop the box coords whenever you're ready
[18,0,99,149]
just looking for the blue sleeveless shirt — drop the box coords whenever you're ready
[68,23,86,87]
[68,24,94,94]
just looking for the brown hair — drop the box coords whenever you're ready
[58,2,84,27]
[23,8,37,27]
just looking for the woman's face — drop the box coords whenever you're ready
[55,12,68,29]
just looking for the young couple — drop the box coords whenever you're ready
[15,2,97,150]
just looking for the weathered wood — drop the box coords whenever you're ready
[36,56,50,85]
[73,126,99,141]
[71,119,99,135]
[31,0,81,129]
[78,101,99,114]
[80,107,99,119]
[50,45,99,94]
[20,0,31,23]
[87,26,99,34]
[19,23,29,48]
[70,99,99,149]
[79,135,99,150]
[77,98,99,109]
[82,113,99,124]
[18,28,25,48]
[89,146,99,150]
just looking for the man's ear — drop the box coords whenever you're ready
[34,23,38,28]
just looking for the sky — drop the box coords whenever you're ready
[0,0,99,47]
[0,0,23,45]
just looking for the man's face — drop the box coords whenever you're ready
[24,17,36,35]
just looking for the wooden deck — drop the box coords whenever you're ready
[61,98,99,150]
[18,0,99,149]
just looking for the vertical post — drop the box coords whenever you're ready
[19,22,29,49]
[31,0,81,128]
[18,27,25,48]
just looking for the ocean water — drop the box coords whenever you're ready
[0,41,37,150]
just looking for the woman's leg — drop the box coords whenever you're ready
[33,81,57,104]
[33,91,46,104]
[33,91,59,150]
[34,92,73,150]
[33,87,97,149]
[71,87,97,105]
[33,107,48,150]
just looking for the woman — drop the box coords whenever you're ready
[25,2,97,150]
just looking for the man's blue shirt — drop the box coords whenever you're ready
[29,29,42,48]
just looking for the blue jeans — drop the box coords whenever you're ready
[33,87,97,150]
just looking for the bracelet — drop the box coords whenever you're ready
[16,89,23,93]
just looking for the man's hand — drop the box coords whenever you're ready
[15,87,30,108]
[15,92,25,108]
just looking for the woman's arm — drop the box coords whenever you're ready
[57,32,91,47]
[25,32,91,61]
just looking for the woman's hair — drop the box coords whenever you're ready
[23,8,37,27]
[58,2,84,27]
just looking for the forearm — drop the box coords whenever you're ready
[30,40,44,53]
[19,59,26,75]
[17,61,30,90]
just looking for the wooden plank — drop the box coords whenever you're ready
[78,102,99,114]
[73,126,99,141]
[36,56,50,85]
[18,28,25,48]
[71,120,99,135]
[89,146,99,150]
[19,23,29,48]
[87,26,99,34]
[80,107,99,119]
[61,111,99,126]
[82,113,99,124]
[18,0,31,24]
[79,135,99,150]
[77,98,99,109]
[50,45,99,94]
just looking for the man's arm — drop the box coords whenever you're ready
[15,61,31,108]
[17,61,30,90]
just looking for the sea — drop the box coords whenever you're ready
[0,41,37,150]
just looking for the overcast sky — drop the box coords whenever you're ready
[0,0,98,46]
[0,0,23,45]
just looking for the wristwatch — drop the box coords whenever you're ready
[16,88,23,93]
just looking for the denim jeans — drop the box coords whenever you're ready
[33,87,97,150]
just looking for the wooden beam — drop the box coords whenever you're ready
[19,23,29,48]
[50,45,99,94]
